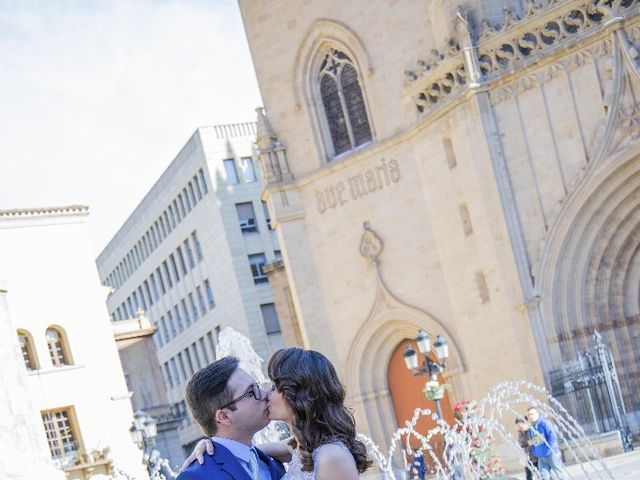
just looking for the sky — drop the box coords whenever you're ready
[0,0,262,253]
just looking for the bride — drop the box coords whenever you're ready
[184,347,371,479]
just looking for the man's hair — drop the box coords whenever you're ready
[515,416,527,425]
[185,356,239,436]
[527,406,538,412]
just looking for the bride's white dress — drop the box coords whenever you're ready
[282,442,351,480]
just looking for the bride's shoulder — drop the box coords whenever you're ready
[313,443,357,477]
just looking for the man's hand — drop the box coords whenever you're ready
[179,438,214,472]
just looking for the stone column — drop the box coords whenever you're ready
[0,281,65,480]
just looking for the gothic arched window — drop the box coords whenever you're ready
[319,49,372,157]
[46,326,72,366]
[17,329,39,370]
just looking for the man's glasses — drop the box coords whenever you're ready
[219,382,273,410]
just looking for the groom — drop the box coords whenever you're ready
[177,356,285,480]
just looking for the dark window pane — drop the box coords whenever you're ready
[341,64,372,146]
[320,74,350,155]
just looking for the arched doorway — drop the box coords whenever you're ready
[536,154,640,437]
[387,338,455,464]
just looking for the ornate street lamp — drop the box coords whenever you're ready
[130,410,158,459]
[404,331,449,419]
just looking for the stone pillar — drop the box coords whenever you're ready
[0,281,65,480]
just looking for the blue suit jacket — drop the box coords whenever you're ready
[177,441,286,480]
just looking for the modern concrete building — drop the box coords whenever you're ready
[239,0,640,457]
[96,122,282,452]
[0,206,147,480]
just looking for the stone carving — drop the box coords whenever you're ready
[314,158,402,214]
[359,222,383,265]
[406,0,638,116]
[592,25,640,161]
[255,107,293,185]
[488,39,612,104]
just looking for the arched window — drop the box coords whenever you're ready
[17,329,39,370]
[46,327,72,366]
[319,49,372,157]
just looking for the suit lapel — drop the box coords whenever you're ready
[213,442,252,480]
[255,447,284,480]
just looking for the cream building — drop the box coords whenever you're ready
[239,0,640,453]
[96,123,283,452]
[0,206,147,480]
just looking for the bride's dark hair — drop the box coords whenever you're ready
[267,347,371,473]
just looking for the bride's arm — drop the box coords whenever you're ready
[315,444,358,480]
[180,437,293,472]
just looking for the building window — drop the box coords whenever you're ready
[199,168,209,194]
[170,357,181,384]
[167,310,178,337]
[184,348,195,377]
[196,285,207,316]
[458,203,474,236]
[150,272,160,300]
[193,175,203,200]
[260,303,281,335]
[17,329,38,370]
[162,261,173,289]
[235,202,258,234]
[183,188,192,212]
[173,199,182,222]
[206,331,217,359]
[176,245,188,275]
[184,239,195,269]
[46,327,71,366]
[169,253,180,282]
[160,316,170,342]
[198,337,211,365]
[144,280,154,306]
[274,250,282,261]
[137,286,147,311]
[191,231,203,261]
[224,159,239,184]
[241,156,257,182]
[188,182,197,207]
[248,253,268,284]
[177,352,188,380]
[159,216,167,239]
[153,321,163,348]
[168,205,177,229]
[178,193,187,218]
[319,49,372,157]
[262,201,272,230]
[204,279,215,309]
[41,408,80,463]
[181,298,192,328]
[189,292,200,321]
[163,363,173,389]
[443,137,458,169]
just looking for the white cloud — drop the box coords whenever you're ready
[0,0,262,252]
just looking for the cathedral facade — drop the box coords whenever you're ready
[239,0,640,447]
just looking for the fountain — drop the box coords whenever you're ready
[358,380,616,480]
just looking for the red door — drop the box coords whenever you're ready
[387,339,455,465]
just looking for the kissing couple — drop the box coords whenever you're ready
[177,347,372,480]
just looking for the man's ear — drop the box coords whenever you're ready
[215,408,232,426]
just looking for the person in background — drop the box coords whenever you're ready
[409,448,426,480]
[515,415,537,480]
[527,407,567,480]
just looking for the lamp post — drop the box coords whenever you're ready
[403,330,449,419]
[130,410,158,468]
